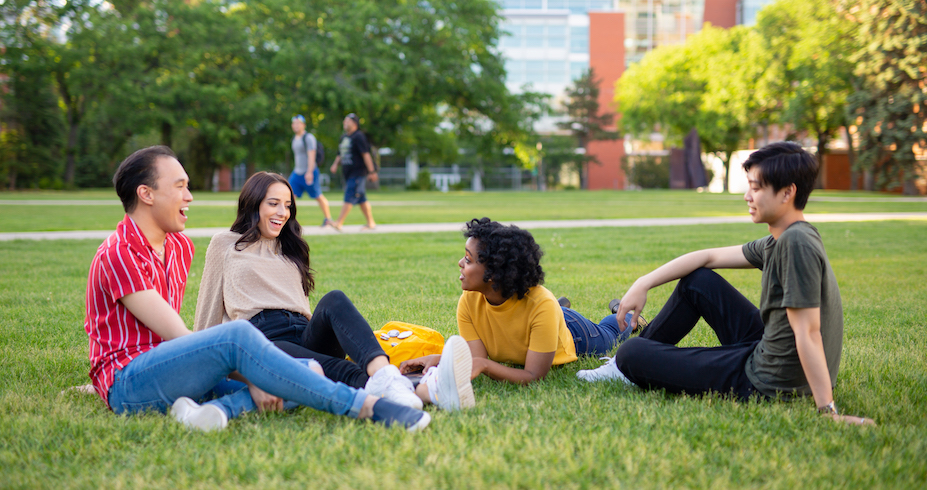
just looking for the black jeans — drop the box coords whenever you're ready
[248,290,386,389]
[613,268,764,399]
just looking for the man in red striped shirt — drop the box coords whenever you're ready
[83,146,430,432]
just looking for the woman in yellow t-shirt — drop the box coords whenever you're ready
[401,218,635,385]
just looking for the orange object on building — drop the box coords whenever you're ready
[587,12,626,190]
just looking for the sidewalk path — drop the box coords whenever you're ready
[3,212,925,241]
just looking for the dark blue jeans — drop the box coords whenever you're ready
[562,307,629,356]
[248,290,385,389]
[613,268,763,399]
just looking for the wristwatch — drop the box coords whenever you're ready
[817,401,838,415]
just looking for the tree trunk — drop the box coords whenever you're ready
[722,152,731,193]
[863,170,874,191]
[64,120,79,186]
[845,126,857,191]
[815,132,828,189]
[161,121,173,148]
[903,178,917,196]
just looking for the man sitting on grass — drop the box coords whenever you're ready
[578,142,873,425]
[83,145,430,432]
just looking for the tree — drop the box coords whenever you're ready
[615,26,762,191]
[755,0,860,168]
[844,0,926,194]
[557,68,617,189]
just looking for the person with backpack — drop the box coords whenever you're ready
[289,114,334,228]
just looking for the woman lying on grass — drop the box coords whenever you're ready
[401,217,635,384]
[194,172,474,412]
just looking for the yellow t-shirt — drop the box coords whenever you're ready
[457,286,577,366]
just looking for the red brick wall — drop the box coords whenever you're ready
[703,0,738,29]
[587,12,626,190]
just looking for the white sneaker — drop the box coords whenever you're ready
[365,365,424,410]
[422,335,475,411]
[171,396,228,431]
[576,357,633,384]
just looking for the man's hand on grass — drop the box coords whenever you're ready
[399,354,441,374]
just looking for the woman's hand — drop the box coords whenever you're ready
[248,384,284,413]
[399,354,441,374]
[829,413,877,426]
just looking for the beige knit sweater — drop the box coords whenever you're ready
[194,231,312,331]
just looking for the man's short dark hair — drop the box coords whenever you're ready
[742,141,818,210]
[113,146,177,213]
[346,113,360,126]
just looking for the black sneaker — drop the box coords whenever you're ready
[608,299,648,332]
[370,398,431,432]
[557,296,571,308]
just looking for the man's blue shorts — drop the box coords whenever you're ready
[289,169,322,199]
[344,175,368,205]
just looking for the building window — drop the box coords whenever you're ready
[505,59,525,83]
[570,61,588,80]
[547,25,567,48]
[548,61,568,83]
[526,60,546,82]
[570,26,589,53]
[525,25,545,47]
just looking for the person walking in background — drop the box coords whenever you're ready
[329,113,377,231]
[289,115,334,227]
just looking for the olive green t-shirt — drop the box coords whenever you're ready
[742,221,843,397]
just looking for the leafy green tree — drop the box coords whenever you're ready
[615,26,762,191]
[0,0,66,189]
[557,68,617,189]
[755,0,859,167]
[844,0,926,194]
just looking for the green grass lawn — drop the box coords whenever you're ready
[5,188,927,232]
[1,191,926,488]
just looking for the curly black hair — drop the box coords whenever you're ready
[464,218,544,300]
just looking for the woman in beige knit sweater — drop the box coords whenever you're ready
[194,172,472,412]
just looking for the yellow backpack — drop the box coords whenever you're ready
[370,321,446,367]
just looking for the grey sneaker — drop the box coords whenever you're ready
[557,296,571,308]
[171,397,228,431]
[365,365,424,410]
[370,399,431,432]
[423,335,475,411]
[576,357,633,384]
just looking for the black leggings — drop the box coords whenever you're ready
[614,268,764,399]
[247,290,386,389]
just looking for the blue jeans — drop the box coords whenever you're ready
[562,307,632,356]
[107,320,368,420]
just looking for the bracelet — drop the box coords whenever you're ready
[817,401,838,415]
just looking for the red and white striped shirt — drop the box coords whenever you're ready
[84,215,194,406]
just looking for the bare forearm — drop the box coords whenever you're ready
[635,246,748,291]
[794,330,834,408]
[362,153,375,173]
[474,358,547,385]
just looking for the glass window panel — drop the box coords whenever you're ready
[570,26,589,53]
[524,0,542,8]
[505,59,524,83]
[548,62,567,83]
[503,0,523,9]
[571,61,588,80]
[525,25,545,47]
[547,25,566,48]
[526,60,545,82]
[548,0,568,9]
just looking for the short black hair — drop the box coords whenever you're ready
[113,146,177,213]
[464,218,544,300]
[742,141,818,210]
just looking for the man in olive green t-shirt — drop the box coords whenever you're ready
[578,142,872,425]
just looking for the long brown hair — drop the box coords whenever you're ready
[230,172,315,295]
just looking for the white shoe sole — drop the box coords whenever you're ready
[436,336,475,411]
[171,397,228,431]
[406,411,431,433]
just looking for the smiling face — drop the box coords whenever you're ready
[458,237,493,294]
[744,167,791,225]
[148,156,192,234]
[257,182,292,239]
